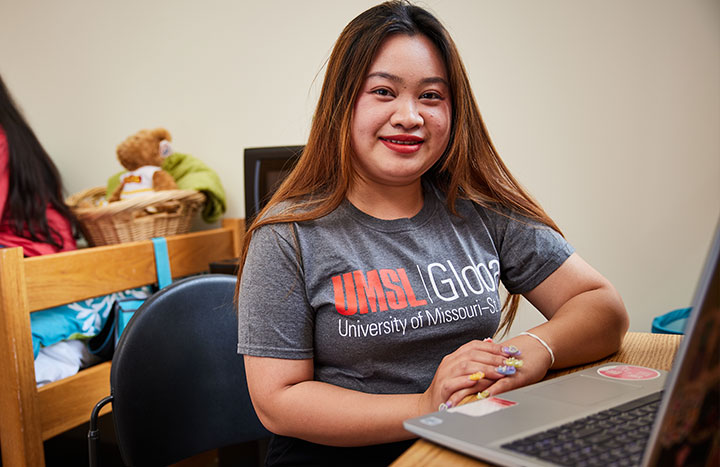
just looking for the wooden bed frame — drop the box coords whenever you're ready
[0,218,244,466]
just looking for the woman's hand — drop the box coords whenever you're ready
[422,334,556,412]
[419,338,511,412]
[480,334,554,398]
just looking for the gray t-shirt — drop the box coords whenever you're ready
[237,184,574,395]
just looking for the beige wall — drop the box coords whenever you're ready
[1,0,718,334]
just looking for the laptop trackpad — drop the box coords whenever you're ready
[531,374,641,406]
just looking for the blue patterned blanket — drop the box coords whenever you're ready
[30,287,151,358]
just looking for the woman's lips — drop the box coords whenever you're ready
[379,135,424,154]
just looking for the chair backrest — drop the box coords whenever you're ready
[110,274,269,466]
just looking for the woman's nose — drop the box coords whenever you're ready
[390,98,423,129]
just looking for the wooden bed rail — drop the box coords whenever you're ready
[0,218,243,466]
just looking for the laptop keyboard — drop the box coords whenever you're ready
[501,391,662,466]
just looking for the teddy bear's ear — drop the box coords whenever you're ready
[151,128,172,142]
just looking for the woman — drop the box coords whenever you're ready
[0,73,76,256]
[237,2,629,465]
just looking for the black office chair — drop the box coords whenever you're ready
[89,274,270,466]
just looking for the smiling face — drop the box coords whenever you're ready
[349,33,452,195]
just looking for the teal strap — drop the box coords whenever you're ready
[151,237,172,289]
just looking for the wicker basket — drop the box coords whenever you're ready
[66,187,206,246]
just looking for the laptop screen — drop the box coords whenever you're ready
[643,221,720,466]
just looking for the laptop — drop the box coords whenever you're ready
[404,220,720,467]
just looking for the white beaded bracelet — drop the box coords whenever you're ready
[519,331,555,366]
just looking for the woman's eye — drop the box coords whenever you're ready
[420,92,442,100]
[372,88,393,97]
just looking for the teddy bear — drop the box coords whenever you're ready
[107,127,178,202]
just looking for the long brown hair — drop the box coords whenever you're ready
[238,0,562,336]
[0,74,76,249]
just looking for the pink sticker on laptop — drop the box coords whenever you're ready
[597,364,661,380]
[449,397,517,417]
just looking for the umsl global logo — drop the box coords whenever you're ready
[331,259,500,316]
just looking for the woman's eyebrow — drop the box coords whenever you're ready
[366,71,449,87]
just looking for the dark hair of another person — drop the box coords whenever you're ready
[238,1,562,335]
[0,74,74,249]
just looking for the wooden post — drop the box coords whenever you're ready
[0,248,45,466]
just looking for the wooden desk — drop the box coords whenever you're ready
[390,332,683,467]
